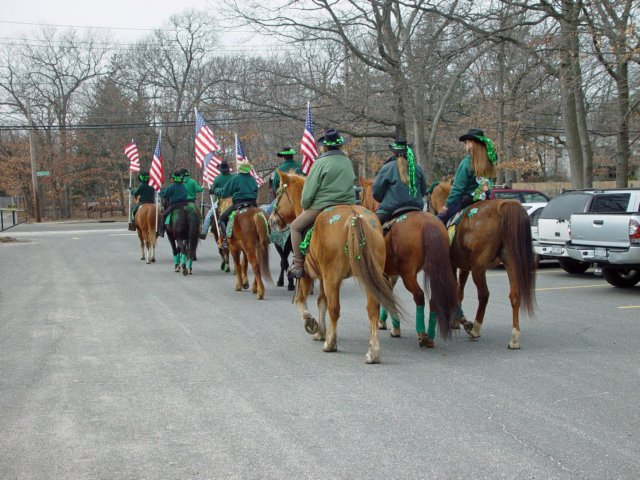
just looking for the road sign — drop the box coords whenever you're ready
[36,171,50,176]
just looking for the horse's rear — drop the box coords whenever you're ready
[228,206,272,299]
[167,205,200,275]
[134,203,158,264]
[451,200,536,348]
[298,205,402,363]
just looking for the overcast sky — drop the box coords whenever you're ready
[0,0,268,51]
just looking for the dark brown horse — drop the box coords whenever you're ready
[133,202,159,264]
[270,171,409,364]
[210,197,232,272]
[448,200,536,348]
[359,178,458,347]
[226,204,272,300]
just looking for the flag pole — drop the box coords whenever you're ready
[127,138,134,230]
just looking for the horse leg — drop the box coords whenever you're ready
[455,269,472,330]
[241,250,250,290]
[505,262,522,350]
[285,240,295,291]
[248,249,265,300]
[365,292,382,364]
[293,276,318,336]
[381,276,401,336]
[314,280,327,341]
[275,244,285,287]
[400,273,432,348]
[231,248,243,291]
[322,277,342,353]
[168,235,180,272]
[137,228,145,261]
[466,269,489,339]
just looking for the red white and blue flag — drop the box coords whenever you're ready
[124,142,140,172]
[149,133,164,191]
[300,102,318,174]
[202,152,224,186]
[194,109,220,168]
[235,134,264,187]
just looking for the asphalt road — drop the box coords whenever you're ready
[1,221,638,480]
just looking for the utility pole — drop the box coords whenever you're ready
[26,99,41,223]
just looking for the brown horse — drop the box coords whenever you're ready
[270,171,407,364]
[449,200,536,349]
[358,178,457,347]
[226,203,272,299]
[426,179,451,214]
[134,202,159,264]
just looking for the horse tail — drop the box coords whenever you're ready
[499,201,537,315]
[421,220,458,339]
[254,211,273,283]
[188,206,200,257]
[346,213,403,320]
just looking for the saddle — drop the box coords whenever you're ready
[381,206,423,235]
[234,201,257,211]
[446,205,481,243]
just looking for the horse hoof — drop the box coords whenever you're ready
[151,258,155,263]
[235,287,242,292]
[277,280,284,287]
[188,270,193,276]
[257,294,264,300]
[140,256,145,261]
[182,267,188,276]
[508,343,520,350]
[304,315,318,335]
[220,262,226,271]
[390,328,401,338]
[378,321,387,330]
[225,266,230,273]
[313,333,325,341]
[418,333,435,348]
[322,342,337,353]
[242,282,249,290]
[364,353,380,364]
[451,320,461,330]
[174,265,180,272]
[287,284,295,291]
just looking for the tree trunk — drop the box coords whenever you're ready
[615,63,630,187]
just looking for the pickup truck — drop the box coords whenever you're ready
[566,189,640,288]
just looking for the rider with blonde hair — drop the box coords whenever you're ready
[437,128,497,225]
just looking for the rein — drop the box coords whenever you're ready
[272,183,294,227]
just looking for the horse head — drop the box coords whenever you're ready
[358,177,378,212]
[269,171,304,230]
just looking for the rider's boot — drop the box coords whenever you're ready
[287,255,305,279]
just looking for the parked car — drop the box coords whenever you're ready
[534,189,638,274]
[522,202,547,240]
[566,189,640,288]
[490,188,550,203]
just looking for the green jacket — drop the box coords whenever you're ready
[183,176,204,201]
[132,182,156,203]
[210,173,233,198]
[221,172,258,203]
[445,154,492,208]
[272,158,303,191]
[162,182,188,205]
[301,149,356,210]
[372,156,427,215]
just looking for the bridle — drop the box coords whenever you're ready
[271,183,293,228]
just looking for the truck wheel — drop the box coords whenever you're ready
[602,267,640,288]
[558,258,590,274]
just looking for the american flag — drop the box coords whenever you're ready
[149,134,164,191]
[202,152,223,186]
[300,102,318,174]
[235,134,264,187]
[194,110,220,168]
[124,142,140,172]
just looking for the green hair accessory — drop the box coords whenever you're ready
[474,135,498,164]
[406,147,418,197]
[322,138,345,146]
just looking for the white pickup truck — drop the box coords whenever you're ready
[566,189,640,288]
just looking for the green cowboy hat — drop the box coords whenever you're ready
[317,128,347,146]
[277,146,296,157]
[459,128,497,164]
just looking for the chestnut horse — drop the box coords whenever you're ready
[226,204,272,300]
[447,199,536,348]
[133,202,159,264]
[426,179,451,214]
[359,178,458,347]
[270,171,406,364]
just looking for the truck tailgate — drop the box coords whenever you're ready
[570,213,631,248]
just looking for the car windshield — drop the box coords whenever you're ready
[540,192,592,220]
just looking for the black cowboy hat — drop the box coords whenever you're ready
[317,128,346,146]
[459,128,485,142]
[388,137,413,153]
[277,146,296,157]
[218,160,230,173]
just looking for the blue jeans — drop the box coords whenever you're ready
[437,196,472,225]
[202,207,215,235]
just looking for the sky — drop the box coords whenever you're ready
[0,0,270,52]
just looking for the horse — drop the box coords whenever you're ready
[271,232,296,291]
[209,197,232,273]
[225,203,272,300]
[448,199,537,349]
[165,204,200,276]
[133,202,159,264]
[270,171,418,364]
[358,178,458,348]
[426,179,451,214]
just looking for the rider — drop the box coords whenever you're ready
[181,168,204,204]
[437,128,497,225]
[131,171,155,221]
[218,158,258,248]
[271,146,303,193]
[200,160,233,239]
[287,128,356,279]
[372,138,427,225]
[157,170,189,238]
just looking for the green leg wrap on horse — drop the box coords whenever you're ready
[173,254,180,265]
[187,259,193,269]
[180,253,187,264]
[427,311,437,339]
[391,315,400,329]
[456,304,465,320]
[415,305,425,334]
[379,307,388,321]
